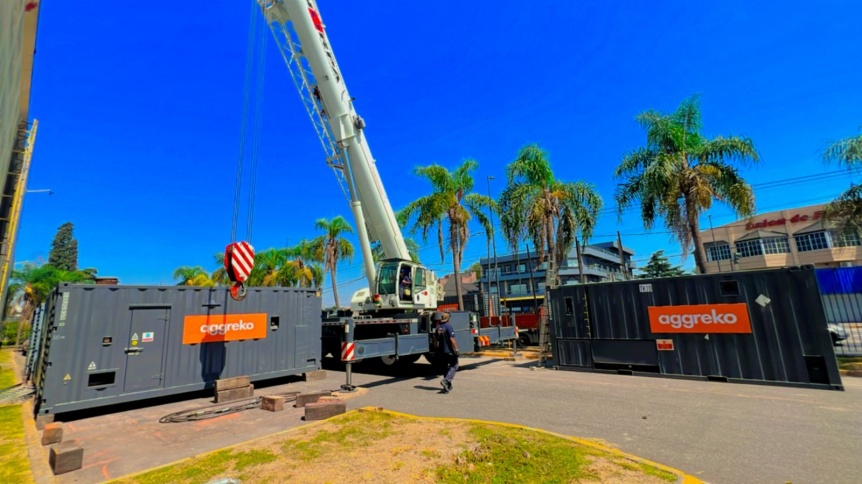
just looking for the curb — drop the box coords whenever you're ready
[107,405,703,484]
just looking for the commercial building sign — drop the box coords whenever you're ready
[745,210,823,230]
[182,313,268,344]
[648,303,752,334]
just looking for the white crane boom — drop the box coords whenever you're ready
[257,0,439,312]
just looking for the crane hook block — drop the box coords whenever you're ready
[224,241,255,284]
[230,282,248,302]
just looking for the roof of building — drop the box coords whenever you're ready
[795,219,840,235]
[736,229,788,242]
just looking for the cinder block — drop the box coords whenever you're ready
[260,395,284,412]
[295,391,332,408]
[41,423,63,446]
[49,440,84,475]
[303,370,327,382]
[35,414,55,431]
[215,384,254,403]
[304,399,346,420]
[215,376,251,392]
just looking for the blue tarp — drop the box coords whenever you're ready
[816,267,862,294]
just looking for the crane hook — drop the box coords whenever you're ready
[225,242,255,302]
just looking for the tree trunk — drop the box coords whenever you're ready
[575,237,585,283]
[544,214,556,290]
[330,262,340,308]
[685,195,708,274]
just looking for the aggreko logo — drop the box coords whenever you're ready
[183,313,268,344]
[648,304,752,334]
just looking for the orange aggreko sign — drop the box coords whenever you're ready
[648,304,752,334]
[182,313,268,344]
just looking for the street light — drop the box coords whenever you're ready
[26,189,52,195]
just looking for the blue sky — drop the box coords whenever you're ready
[16,1,862,305]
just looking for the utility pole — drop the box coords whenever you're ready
[487,175,499,318]
[616,231,627,280]
[709,215,722,273]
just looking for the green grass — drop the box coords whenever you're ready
[0,349,17,389]
[838,356,862,371]
[436,424,676,484]
[0,405,34,484]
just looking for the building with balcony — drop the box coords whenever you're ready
[700,203,861,274]
[479,241,635,312]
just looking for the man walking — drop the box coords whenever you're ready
[432,311,459,393]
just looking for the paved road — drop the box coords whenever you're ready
[332,356,862,484]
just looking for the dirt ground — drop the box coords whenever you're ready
[114,408,679,484]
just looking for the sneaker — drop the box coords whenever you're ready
[440,379,449,393]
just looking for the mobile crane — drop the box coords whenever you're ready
[252,0,516,369]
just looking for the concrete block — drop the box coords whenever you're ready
[295,391,332,408]
[304,399,346,420]
[215,384,254,403]
[303,370,327,382]
[49,440,84,475]
[35,414,55,431]
[41,423,63,446]
[215,376,251,392]
[260,395,284,412]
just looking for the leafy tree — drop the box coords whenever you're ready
[211,252,229,286]
[499,144,602,289]
[468,261,482,279]
[822,129,862,235]
[614,95,760,275]
[399,159,494,310]
[310,216,355,308]
[637,250,686,279]
[48,222,78,271]
[9,262,94,345]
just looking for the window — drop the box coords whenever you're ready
[509,283,527,295]
[795,231,830,252]
[762,237,790,254]
[736,239,763,258]
[414,269,426,288]
[517,264,526,273]
[706,243,732,261]
[832,230,861,247]
[564,297,574,315]
[537,282,546,294]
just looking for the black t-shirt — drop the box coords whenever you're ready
[435,322,455,354]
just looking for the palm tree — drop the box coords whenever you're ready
[172,266,210,285]
[10,262,93,345]
[310,216,355,308]
[399,159,494,310]
[498,144,603,289]
[211,253,229,286]
[614,95,760,274]
[280,240,324,288]
[822,129,862,235]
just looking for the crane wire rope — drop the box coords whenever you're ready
[246,13,267,243]
[231,0,262,244]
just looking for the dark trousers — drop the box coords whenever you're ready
[443,353,458,382]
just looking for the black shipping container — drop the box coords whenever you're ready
[548,268,843,390]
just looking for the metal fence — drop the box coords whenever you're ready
[816,267,862,356]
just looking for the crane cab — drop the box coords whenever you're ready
[350,260,439,314]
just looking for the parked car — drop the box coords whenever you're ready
[828,323,848,345]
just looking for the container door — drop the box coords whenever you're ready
[123,308,169,392]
